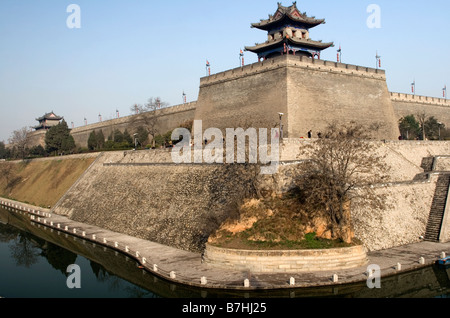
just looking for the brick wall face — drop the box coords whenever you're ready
[70,102,197,148]
[194,55,400,140]
[392,98,450,128]
[287,62,400,140]
[204,244,368,273]
[194,61,289,133]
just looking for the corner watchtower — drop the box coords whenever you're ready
[245,2,333,60]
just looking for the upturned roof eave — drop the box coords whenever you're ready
[35,113,63,121]
[245,38,333,53]
[251,16,325,30]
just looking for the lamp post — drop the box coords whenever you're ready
[133,133,138,150]
[438,122,443,140]
[278,113,284,142]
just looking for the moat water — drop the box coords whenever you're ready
[0,206,449,299]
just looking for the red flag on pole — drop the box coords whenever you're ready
[206,60,211,76]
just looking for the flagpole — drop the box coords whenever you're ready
[337,45,341,63]
[376,51,381,69]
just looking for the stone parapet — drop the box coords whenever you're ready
[200,54,386,88]
[391,92,450,107]
[204,244,368,273]
[71,102,197,135]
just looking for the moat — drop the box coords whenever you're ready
[0,206,449,299]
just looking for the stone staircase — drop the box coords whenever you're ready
[424,174,450,242]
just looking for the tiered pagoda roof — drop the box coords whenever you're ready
[245,2,333,60]
[34,111,63,130]
[251,2,325,31]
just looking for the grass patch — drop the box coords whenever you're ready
[208,194,362,251]
[210,231,357,250]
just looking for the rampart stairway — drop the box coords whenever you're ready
[424,173,450,242]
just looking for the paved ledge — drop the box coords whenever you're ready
[1,197,449,291]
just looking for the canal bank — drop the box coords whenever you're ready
[1,197,449,292]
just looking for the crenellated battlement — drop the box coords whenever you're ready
[390,92,450,107]
[200,54,386,88]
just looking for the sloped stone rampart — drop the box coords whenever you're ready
[434,156,450,171]
[52,150,260,253]
[51,139,449,254]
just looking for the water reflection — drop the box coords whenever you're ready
[0,206,449,298]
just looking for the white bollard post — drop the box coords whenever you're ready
[244,279,250,288]
[125,246,129,252]
[170,271,176,279]
[332,274,338,283]
[441,252,446,259]
[82,231,86,237]
[92,234,96,240]
[396,263,402,271]
[103,238,107,244]
[142,258,146,264]
[136,251,140,258]
[201,277,207,285]
[73,229,77,234]
[289,277,295,286]
[64,226,68,231]
[114,242,119,248]
[153,264,158,272]
[57,224,60,229]
[419,257,425,265]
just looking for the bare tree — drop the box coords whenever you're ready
[416,111,427,140]
[131,97,169,148]
[8,127,30,159]
[296,122,390,243]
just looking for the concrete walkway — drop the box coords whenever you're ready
[1,198,449,291]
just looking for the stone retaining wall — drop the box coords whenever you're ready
[204,244,368,273]
[434,156,450,171]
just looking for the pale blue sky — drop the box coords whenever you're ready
[1,0,449,142]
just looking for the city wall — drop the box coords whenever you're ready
[23,58,450,150]
[194,54,400,140]
[46,140,450,254]
[70,102,196,148]
[52,151,260,253]
[391,93,450,128]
